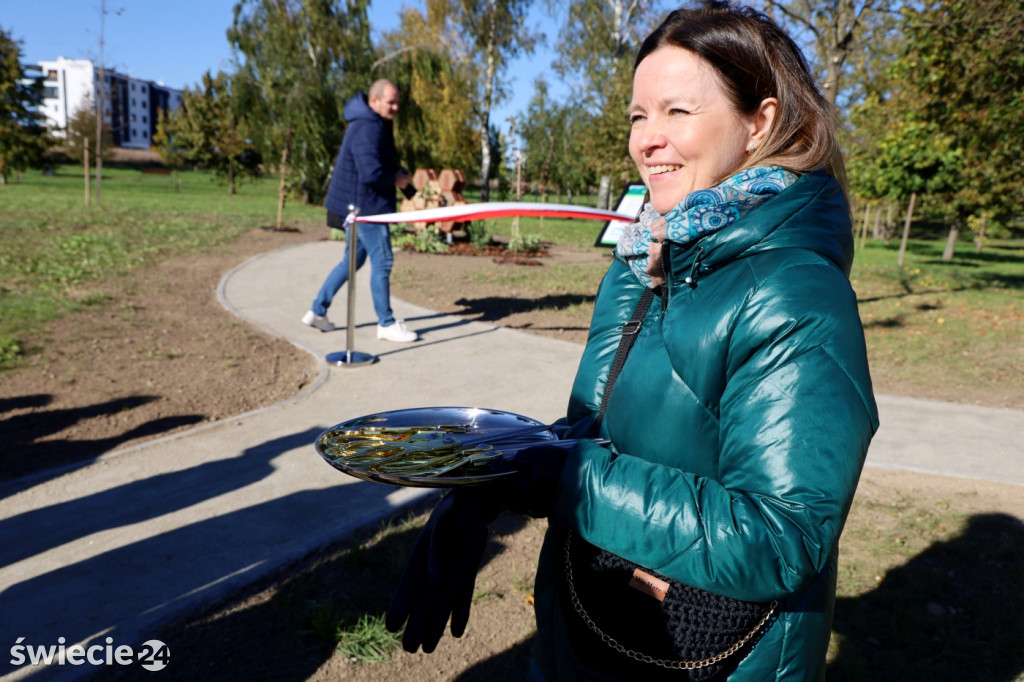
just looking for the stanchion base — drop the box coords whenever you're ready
[326,350,377,367]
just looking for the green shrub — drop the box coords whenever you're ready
[466,220,492,249]
[392,226,449,253]
[0,336,23,367]
[510,232,543,252]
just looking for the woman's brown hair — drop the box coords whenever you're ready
[635,1,847,193]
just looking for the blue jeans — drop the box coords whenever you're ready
[311,222,395,326]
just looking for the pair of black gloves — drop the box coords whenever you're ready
[384,444,567,654]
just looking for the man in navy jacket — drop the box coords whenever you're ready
[302,79,417,342]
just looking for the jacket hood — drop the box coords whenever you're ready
[663,170,854,284]
[343,93,379,124]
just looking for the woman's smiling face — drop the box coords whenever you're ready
[629,46,759,214]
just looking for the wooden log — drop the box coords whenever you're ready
[439,169,456,191]
[412,168,432,190]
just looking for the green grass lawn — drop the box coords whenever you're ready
[852,238,1024,403]
[0,165,325,365]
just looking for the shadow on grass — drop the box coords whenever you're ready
[453,293,597,322]
[862,316,906,330]
[828,513,1024,681]
[506,322,593,334]
[905,243,1024,267]
[856,287,965,305]
[0,393,52,412]
[0,393,204,484]
[969,272,1024,289]
[454,638,535,681]
[985,243,1024,255]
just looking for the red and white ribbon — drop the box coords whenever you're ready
[353,202,633,224]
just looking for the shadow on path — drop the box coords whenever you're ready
[0,427,322,567]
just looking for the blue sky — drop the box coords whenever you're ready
[2,0,565,132]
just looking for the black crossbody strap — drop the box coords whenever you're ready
[596,287,655,425]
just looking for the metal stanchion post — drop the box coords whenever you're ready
[326,206,376,367]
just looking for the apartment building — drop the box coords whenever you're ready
[28,56,184,150]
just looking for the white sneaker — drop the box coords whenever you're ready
[377,320,417,342]
[301,310,336,332]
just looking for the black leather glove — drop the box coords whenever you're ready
[384,444,567,654]
[385,490,490,653]
[487,443,568,519]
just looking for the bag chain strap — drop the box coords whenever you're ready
[563,532,778,671]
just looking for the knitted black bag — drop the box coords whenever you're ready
[562,532,776,680]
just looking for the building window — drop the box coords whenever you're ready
[141,85,147,93]
[131,98,135,106]
[132,129,137,137]
[131,83,135,91]
[142,130,148,139]
[43,86,58,98]
[142,116,147,123]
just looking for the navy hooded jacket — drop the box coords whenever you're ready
[324,93,400,218]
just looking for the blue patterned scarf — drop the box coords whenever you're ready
[616,166,797,288]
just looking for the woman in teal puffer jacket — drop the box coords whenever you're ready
[386,2,878,680]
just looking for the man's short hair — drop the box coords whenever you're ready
[369,79,396,100]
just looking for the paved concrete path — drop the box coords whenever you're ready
[1,240,1021,680]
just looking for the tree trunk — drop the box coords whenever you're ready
[276,142,290,230]
[511,150,522,250]
[975,214,987,254]
[597,175,611,210]
[540,135,555,202]
[478,42,497,202]
[872,204,883,240]
[84,137,91,206]
[824,0,857,108]
[95,35,104,205]
[898,192,915,267]
[764,0,864,110]
[941,220,960,261]
[859,202,870,251]
[228,157,236,197]
[479,132,492,201]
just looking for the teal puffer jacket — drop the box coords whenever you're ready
[530,171,879,681]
